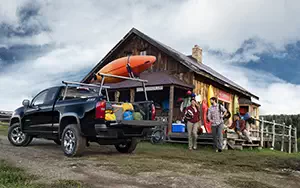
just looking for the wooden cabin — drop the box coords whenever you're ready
[81,28,260,141]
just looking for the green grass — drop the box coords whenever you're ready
[88,142,300,176]
[0,160,88,188]
[0,121,8,126]
[0,124,8,136]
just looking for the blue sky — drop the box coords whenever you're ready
[1,0,300,115]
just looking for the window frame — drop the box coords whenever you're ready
[31,89,49,106]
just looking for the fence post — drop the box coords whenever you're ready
[271,120,275,150]
[288,125,292,154]
[294,127,298,153]
[281,123,285,152]
[260,117,264,148]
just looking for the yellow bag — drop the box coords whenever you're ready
[105,110,116,121]
[122,103,134,112]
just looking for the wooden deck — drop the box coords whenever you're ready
[166,131,284,151]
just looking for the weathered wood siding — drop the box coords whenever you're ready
[102,34,194,85]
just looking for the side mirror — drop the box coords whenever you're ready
[22,99,30,107]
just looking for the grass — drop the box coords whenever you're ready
[227,177,277,188]
[88,142,300,176]
[0,160,89,188]
[0,123,8,136]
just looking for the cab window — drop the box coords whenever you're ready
[31,90,48,106]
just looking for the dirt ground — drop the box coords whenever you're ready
[0,132,300,188]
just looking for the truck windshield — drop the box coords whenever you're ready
[59,87,99,100]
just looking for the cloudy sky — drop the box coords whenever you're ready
[0,0,300,115]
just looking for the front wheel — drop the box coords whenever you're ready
[115,138,138,153]
[61,124,86,157]
[8,123,33,146]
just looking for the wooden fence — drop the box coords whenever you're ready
[253,117,298,153]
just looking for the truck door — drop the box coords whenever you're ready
[22,88,58,134]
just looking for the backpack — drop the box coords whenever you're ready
[220,104,231,120]
[122,103,134,112]
[123,111,133,120]
[133,112,143,120]
[183,108,194,122]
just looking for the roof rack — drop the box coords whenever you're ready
[62,73,149,101]
[61,81,110,101]
[97,73,148,100]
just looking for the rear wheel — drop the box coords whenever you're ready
[115,138,138,153]
[61,124,86,157]
[8,123,33,146]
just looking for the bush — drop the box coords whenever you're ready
[298,138,300,152]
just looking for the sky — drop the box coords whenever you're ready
[0,0,300,115]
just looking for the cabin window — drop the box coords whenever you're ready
[140,51,146,56]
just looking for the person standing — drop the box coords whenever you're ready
[208,97,227,152]
[183,98,201,150]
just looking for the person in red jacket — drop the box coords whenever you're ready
[229,114,252,143]
[183,98,201,150]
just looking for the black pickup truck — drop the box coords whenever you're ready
[8,76,164,157]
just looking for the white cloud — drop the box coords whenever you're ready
[1,0,300,115]
[204,52,299,115]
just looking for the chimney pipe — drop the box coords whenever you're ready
[192,45,202,64]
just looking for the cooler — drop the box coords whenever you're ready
[172,123,185,133]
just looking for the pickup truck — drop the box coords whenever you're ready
[8,74,164,157]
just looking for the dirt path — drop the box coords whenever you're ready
[0,135,299,188]
[0,135,231,188]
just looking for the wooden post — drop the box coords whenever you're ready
[294,127,298,153]
[265,124,269,136]
[114,91,120,102]
[168,86,174,134]
[260,117,264,148]
[130,89,135,103]
[288,125,292,154]
[281,123,285,152]
[271,120,275,150]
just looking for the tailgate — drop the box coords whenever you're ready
[109,120,166,127]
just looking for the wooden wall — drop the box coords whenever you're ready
[102,34,194,85]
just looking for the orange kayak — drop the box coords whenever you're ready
[95,55,156,83]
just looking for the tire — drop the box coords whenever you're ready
[150,129,165,144]
[115,138,138,153]
[61,124,86,157]
[54,139,61,145]
[8,123,33,147]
